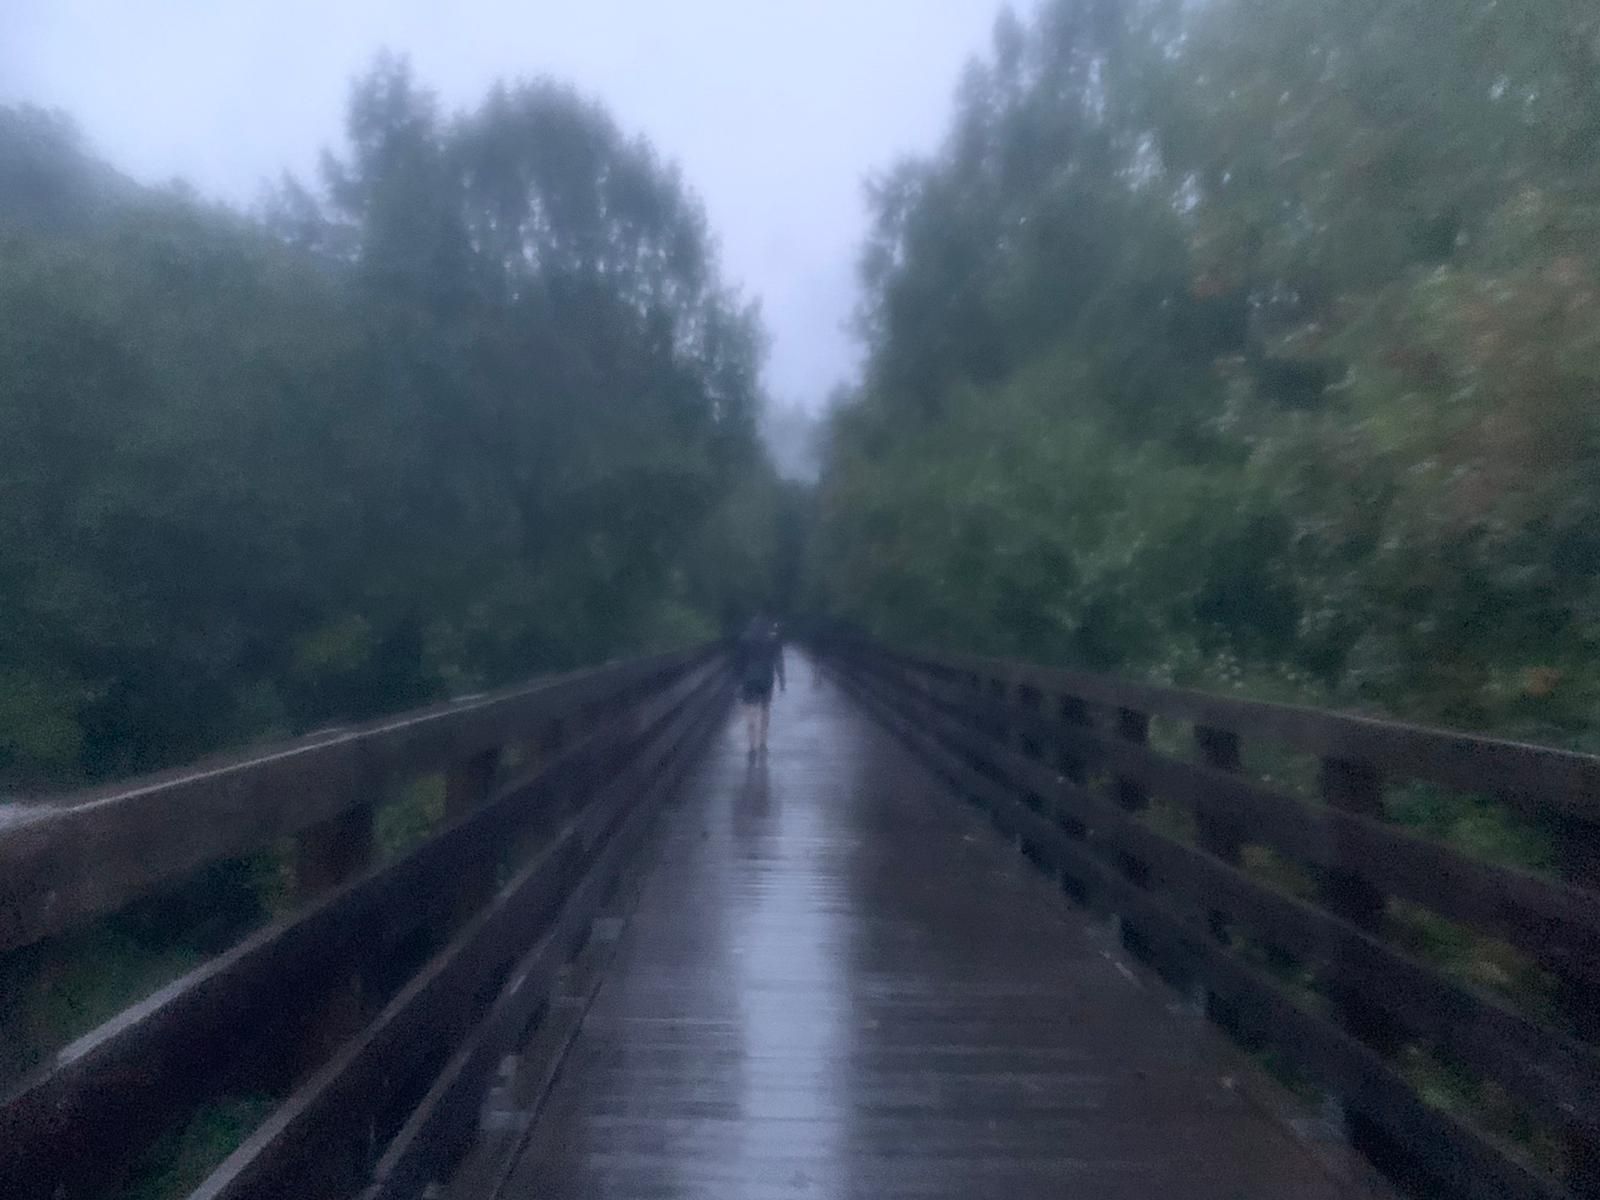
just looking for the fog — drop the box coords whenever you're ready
[1,0,1009,410]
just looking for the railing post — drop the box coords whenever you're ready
[295,803,374,900]
[1546,814,1600,1192]
[445,748,502,921]
[1317,754,1400,1156]
[1551,815,1600,1052]
[1190,725,1250,1032]
[1553,813,1599,892]
[984,676,1010,746]
[525,718,565,771]
[1114,708,1149,814]
[292,799,375,1085]
[1318,757,1385,930]
[1101,707,1154,931]
[1042,695,1095,904]
[499,719,569,874]
[1055,696,1090,786]
[1193,726,1245,941]
[446,749,501,821]
[1016,686,1043,761]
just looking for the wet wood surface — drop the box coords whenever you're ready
[499,656,1386,1199]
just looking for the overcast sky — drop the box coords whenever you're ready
[1,0,1010,409]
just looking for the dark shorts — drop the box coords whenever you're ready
[739,679,773,705]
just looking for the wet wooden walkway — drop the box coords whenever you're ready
[496,654,1388,1199]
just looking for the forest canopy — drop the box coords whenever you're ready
[810,0,1600,750]
[6,0,1599,786]
[0,60,794,790]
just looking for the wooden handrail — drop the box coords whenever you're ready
[879,644,1600,829]
[0,646,710,953]
[0,645,733,1200]
[823,639,1600,1200]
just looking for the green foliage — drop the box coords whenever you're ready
[0,60,786,791]
[682,470,813,631]
[0,69,805,1166]
[125,1096,279,1200]
[813,0,1600,750]
[0,853,282,1085]
[813,352,1295,672]
[375,772,447,862]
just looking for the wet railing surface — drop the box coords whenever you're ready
[0,646,730,1200]
[823,640,1600,1200]
[3,637,1597,1200]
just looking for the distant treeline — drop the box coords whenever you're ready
[0,59,801,790]
[811,0,1600,751]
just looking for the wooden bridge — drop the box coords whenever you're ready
[1,641,1596,1199]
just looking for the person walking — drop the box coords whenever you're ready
[733,617,785,756]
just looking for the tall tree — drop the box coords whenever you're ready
[813,0,1600,747]
[0,60,777,789]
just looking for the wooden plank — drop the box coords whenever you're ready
[834,660,1578,1200]
[508,663,1384,1200]
[0,660,721,1200]
[190,672,726,1200]
[0,646,715,953]
[872,644,1600,828]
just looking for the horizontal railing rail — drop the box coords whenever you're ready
[0,645,732,1200]
[0,647,711,954]
[820,639,1600,1200]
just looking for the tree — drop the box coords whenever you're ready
[0,60,776,789]
[812,0,1600,749]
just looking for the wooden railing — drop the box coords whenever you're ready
[822,639,1600,1200]
[0,645,731,1200]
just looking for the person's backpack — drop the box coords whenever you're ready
[739,633,773,685]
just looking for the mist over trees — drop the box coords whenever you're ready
[0,59,792,790]
[5,0,1597,786]
[760,401,823,481]
[810,0,1600,749]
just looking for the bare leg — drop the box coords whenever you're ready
[742,702,759,754]
[758,699,771,750]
